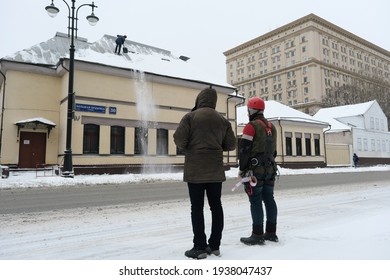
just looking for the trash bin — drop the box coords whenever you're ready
[1,166,10,179]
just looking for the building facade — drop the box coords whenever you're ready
[0,33,242,174]
[314,100,390,166]
[224,13,390,116]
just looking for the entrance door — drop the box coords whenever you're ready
[18,132,47,168]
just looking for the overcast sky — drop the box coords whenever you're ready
[0,0,389,81]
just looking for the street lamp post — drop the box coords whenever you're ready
[45,0,99,178]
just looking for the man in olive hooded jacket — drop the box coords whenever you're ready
[174,87,236,259]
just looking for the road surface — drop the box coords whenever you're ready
[1,171,389,214]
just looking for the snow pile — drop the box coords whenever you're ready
[2,165,390,189]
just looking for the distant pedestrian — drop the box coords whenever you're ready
[114,35,127,55]
[353,153,359,167]
[174,87,236,259]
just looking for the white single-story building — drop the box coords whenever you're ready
[314,100,390,166]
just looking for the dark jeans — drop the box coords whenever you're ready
[115,44,122,54]
[187,182,223,250]
[248,184,277,231]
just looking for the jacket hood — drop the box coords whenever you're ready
[191,87,217,111]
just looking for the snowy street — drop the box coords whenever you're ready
[1,167,390,260]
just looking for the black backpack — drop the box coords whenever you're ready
[251,119,277,180]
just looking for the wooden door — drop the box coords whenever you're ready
[18,132,46,168]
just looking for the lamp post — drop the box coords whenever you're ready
[45,0,99,178]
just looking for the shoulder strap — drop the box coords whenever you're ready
[256,119,272,136]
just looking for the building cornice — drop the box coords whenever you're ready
[0,57,236,95]
[0,59,58,76]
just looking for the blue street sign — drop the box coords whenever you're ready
[109,107,117,114]
[75,103,106,114]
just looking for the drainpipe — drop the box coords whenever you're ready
[278,118,285,166]
[0,68,6,166]
[226,90,245,167]
[323,124,332,167]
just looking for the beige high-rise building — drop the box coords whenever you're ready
[224,13,390,115]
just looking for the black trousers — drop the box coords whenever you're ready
[187,182,223,250]
[115,44,122,54]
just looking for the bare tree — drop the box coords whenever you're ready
[322,76,390,130]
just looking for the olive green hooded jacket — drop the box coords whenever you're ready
[173,88,236,183]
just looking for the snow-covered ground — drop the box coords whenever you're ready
[1,166,390,279]
[1,165,390,189]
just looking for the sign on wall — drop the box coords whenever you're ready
[76,103,106,113]
[75,103,117,115]
[109,107,117,114]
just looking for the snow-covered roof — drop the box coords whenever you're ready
[313,100,377,132]
[2,32,233,89]
[314,100,375,119]
[316,117,351,132]
[15,117,56,127]
[237,100,329,127]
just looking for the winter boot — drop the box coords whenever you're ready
[240,233,265,245]
[263,232,278,242]
[264,221,278,242]
[241,224,264,245]
[206,246,220,256]
[184,247,207,259]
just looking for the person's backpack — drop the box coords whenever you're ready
[251,119,277,180]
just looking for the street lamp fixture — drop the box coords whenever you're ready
[45,1,60,17]
[45,0,99,178]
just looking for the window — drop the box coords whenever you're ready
[135,127,148,155]
[110,126,125,154]
[285,132,292,156]
[83,124,99,154]
[305,133,311,156]
[314,134,320,156]
[157,129,168,155]
[295,133,302,156]
[357,138,362,151]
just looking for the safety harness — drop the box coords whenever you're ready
[250,119,277,181]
